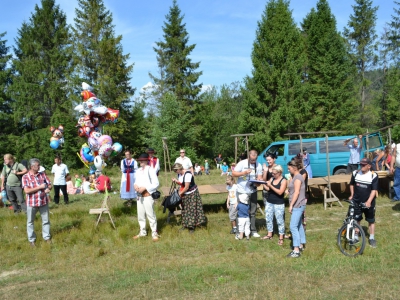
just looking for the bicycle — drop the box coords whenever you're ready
[337,199,367,257]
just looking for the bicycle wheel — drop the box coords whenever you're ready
[337,222,366,257]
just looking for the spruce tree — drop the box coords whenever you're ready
[150,0,202,107]
[8,0,78,167]
[240,0,306,150]
[301,0,359,133]
[0,32,15,154]
[9,0,73,131]
[343,0,379,128]
[379,2,400,132]
[72,0,135,153]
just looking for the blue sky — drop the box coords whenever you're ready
[0,0,395,95]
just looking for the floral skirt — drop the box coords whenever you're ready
[181,189,206,228]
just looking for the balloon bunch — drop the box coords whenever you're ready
[76,82,123,172]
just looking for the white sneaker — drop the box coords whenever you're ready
[251,232,261,238]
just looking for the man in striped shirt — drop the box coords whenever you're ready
[22,158,52,247]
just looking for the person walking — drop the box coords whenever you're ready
[51,156,69,205]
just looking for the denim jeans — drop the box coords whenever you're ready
[290,205,306,247]
[27,204,51,242]
[393,168,400,200]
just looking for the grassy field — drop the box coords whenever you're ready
[0,169,399,299]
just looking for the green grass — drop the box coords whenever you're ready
[0,170,400,299]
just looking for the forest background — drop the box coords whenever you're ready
[1,0,400,171]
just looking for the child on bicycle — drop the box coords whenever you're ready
[226,175,238,234]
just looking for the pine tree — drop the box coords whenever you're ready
[343,0,379,128]
[72,0,135,152]
[240,0,306,150]
[150,0,202,108]
[301,0,359,133]
[9,0,73,131]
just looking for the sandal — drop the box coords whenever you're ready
[278,239,284,246]
[261,235,273,240]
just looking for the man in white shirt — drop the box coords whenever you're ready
[51,156,69,204]
[133,153,160,242]
[232,150,263,238]
[174,149,194,174]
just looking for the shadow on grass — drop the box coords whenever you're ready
[391,202,400,211]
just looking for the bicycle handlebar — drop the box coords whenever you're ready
[343,199,367,208]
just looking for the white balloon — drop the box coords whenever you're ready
[94,155,104,171]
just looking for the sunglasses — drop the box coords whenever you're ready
[271,172,278,175]
[180,152,185,153]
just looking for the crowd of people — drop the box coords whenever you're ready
[1,142,383,256]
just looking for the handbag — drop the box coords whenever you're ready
[161,182,182,213]
[147,167,161,199]
[151,191,161,199]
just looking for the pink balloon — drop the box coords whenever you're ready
[97,135,113,146]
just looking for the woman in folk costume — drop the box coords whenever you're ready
[120,149,138,206]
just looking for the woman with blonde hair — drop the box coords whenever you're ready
[261,165,287,245]
[172,163,206,233]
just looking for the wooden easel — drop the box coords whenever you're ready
[89,193,116,229]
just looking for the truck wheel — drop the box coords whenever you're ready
[334,168,347,175]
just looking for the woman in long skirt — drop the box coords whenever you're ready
[172,163,206,233]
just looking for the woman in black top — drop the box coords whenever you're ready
[262,153,277,206]
[261,165,287,245]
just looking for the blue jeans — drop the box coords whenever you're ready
[290,206,306,247]
[393,168,400,200]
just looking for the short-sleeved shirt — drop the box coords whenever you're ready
[95,175,111,192]
[221,165,229,173]
[226,184,238,205]
[177,171,197,195]
[215,157,223,163]
[347,144,362,164]
[350,170,378,204]
[1,163,27,187]
[51,163,69,185]
[234,159,263,194]
[22,171,51,207]
[288,174,306,208]
[175,156,193,170]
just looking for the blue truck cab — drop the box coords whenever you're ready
[257,133,384,177]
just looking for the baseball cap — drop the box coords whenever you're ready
[360,158,372,165]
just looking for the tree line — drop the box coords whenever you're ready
[0,0,399,170]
